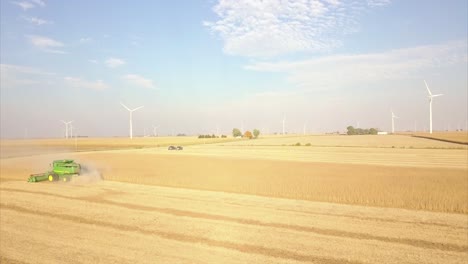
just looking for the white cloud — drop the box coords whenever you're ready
[0,64,55,88]
[23,16,51,25]
[122,74,155,89]
[27,35,67,54]
[12,0,45,10]
[88,59,98,64]
[64,77,109,90]
[12,1,35,10]
[367,0,391,7]
[105,57,125,68]
[79,37,93,43]
[245,41,467,90]
[30,0,45,6]
[204,0,392,58]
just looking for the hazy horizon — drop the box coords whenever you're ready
[1,0,467,139]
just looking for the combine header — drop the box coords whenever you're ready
[28,160,81,183]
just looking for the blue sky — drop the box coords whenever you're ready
[1,0,467,138]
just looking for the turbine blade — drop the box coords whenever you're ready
[424,80,432,96]
[432,94,444,97]
[120,102,131,111]
[132,106,144,111]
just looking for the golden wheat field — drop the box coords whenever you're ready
[0,136,237,158]
[1,134,467,263]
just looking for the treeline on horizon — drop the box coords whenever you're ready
[346,126,378,135]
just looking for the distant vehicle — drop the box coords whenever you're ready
[176,146,183,150]
[168,146,176,150]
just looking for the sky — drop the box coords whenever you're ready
[1,0,467,138]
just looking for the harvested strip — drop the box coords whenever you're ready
[1,204,363,264]
[2,188,466,253]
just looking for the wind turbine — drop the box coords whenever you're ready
[60,120,73,139]
[424,80,443,134]
[69,121,74,138]
[303,122,307,135]
[391,111,398,134]
[120,102,144,139]
[152,125,159,137]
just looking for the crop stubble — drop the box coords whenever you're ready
[0,181,467,264]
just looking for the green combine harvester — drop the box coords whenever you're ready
[28,160,81,183]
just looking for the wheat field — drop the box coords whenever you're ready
[2,180,467,264]
[1,134,467,263]
[1,135,467,213]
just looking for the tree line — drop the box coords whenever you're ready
[232,128,260,139]
[346,126,378,135]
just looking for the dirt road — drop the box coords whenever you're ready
[1,180,467,264]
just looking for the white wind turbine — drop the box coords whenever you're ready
[391,111,398,134]
[120,102,144,139]
[152,125,159,137]
[69,122,74,138]
[60,120,73,139]
[424,80,443,134]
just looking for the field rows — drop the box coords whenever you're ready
[1,134,466,159]
[220,134,467,148]
[1,144,467,213]
[142,145,468,169]
[1,181,467,264]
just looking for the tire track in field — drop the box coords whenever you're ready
[158,193,466,230]
[3,187,465,230]
[276,208,467,230]
[2,188,467,253]
[0,204,363,264]
[5,186,457,232]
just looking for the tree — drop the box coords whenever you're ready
[347,125,378,135]
[253,129,260,138]
[244,130,253,139]
[347,126,356,135]
[232,128,242,137]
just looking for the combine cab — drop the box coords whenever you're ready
[28,160,81,183]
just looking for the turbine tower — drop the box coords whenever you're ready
[60,120,73,139]
[424,80,443,134]
[391,111,398,134]
[121,102,144,139]
[152,125,159,137]
[69,121,74,138]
